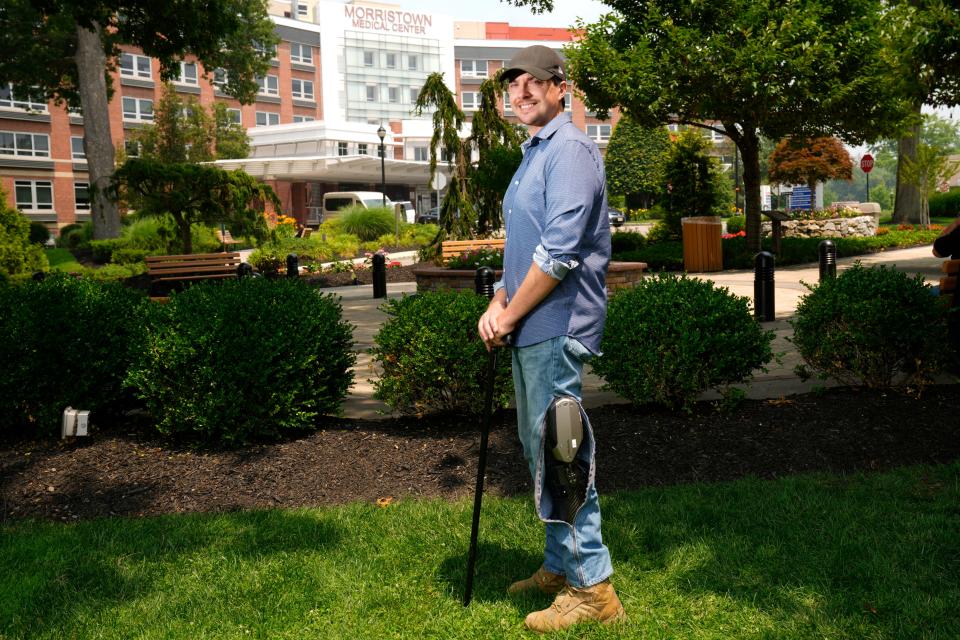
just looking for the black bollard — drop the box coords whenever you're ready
[818,240,837,281]
[31,271,46,282]
[372,253,386,298]
[754,251,775,322]
[286,253,299,279]
[236,262,254,278]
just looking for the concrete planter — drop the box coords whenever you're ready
[761,215,878,239]
[412,261,647,294]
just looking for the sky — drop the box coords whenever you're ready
[361,0,610,28]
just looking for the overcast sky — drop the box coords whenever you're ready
[367,0,610,28]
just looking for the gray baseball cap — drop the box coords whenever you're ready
[501,45,566,83]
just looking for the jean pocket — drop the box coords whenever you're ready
[563,337,594,364]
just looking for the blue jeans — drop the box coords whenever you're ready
[511,336,614,588]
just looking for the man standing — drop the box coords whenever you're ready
[477,45,624,632]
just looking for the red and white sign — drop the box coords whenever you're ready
[860,154,874,173]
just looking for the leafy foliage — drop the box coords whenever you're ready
[337,205,398,242]
[128,279,355,444]
[0,191,48,278]
[791,264,947,387]
[370,291,513,416]
[661,130,730,238]
[0,274,148,435]
[768,137,854,193]
[592,274,774,409]
[899,143,960,226]
[445,248,504,270]
[929,189,960,217]
[604,115,670,209]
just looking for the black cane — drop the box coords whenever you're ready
[464,266,499,606]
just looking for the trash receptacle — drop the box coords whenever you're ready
[681,216,723,273]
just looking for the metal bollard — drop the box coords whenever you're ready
[236,262,253,278]
[754,251,775,322]
[286,253,299,279]
[818,240,837,281]
[372,253,387,298]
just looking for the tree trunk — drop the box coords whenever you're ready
[893,101,923,224]
[75,22,121,240]
[739,129,763,253]
[175,214,193,254]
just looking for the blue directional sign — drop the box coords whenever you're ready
[789,186,812,210]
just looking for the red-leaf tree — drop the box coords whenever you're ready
[767,137,854,196]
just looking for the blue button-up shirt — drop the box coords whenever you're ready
[497,112,611,353]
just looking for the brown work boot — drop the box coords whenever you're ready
[507,565,566,595]
[524,579,625,633]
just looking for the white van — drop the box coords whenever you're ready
[321,191,392,222]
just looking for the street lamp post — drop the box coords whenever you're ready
[377,124,386,208]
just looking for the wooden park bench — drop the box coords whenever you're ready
[146,252,242,300]
[215,229,241,249]
[940,259,959,307]
[440,238,505,265]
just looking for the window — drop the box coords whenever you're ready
[388,86,399,103]
[358,143,368,155]
[0,83,47,112]
[254,41,278,59]
[226,108,242,124]
[414,146,428,162]
[290,43,313,65]
[363,51,375,67]
[292,79,314,100]
[407,55,419,71]
[74,182,90,211]
[564,92,573,112]
[122,97,153,121]
[120,53,152,79]
[337,141,349,156]
[461,91,480,110]
[255,111,279,126]
[409,87,420,104]
[124,140,141,157]
[14,180,53,211]
[460,59,487,78]
[365,85,377,102]
[385,53,396,69]
[502,92,513,114]
[257,75,279,96]
[71,136,85,159]
[0,131,50,157]
[213,68,229,88]
[293,115,315,123]
[176,61,198,85]
[296,2,308,17]
[586,124,612,142]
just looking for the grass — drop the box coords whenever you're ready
[44,248,84,272]
[2,463,958,638]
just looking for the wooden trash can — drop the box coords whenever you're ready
[681,216,723,273]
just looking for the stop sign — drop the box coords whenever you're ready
[860,154,874,173]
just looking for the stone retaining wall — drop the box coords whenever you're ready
[412,262,647,294]
[761,215,878,239]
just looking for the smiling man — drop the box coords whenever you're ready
[477,45,624,632]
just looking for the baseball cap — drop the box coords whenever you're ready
[501,45,566,83]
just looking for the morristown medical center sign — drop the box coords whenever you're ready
[345,4,432,34]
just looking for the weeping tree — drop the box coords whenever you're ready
[413,71,524,247]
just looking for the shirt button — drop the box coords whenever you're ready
[509,209,512,214]
[514,180,519,185]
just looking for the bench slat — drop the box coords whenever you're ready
[942,259,960,275]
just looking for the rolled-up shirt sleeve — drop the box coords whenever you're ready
[534,243,579,280]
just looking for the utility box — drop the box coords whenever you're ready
[62,407,90,438]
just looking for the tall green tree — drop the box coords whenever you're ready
[604,115,670,209]
[114,160,277,254]
[414,70,524,244]
[882,1,960,223]
[130,85,249,163]
[508,0,908,251]
[0,0,276,240]
[899,144,960,226]
[659,129,730,238]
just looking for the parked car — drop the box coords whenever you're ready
[608,208,626,227]
[417,206,441,224]
[321,191,391,222]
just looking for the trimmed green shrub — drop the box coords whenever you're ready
[370,290,513,415]
[725,215,745,234]
[929,189,960,217]
[28,222,50,245]
[55,223,83,248]
[610,230,646,254]
[338,205,397,242]
[89,238,125,263]
[128,278,355,444]
[0,195,48,278]
[248,246,285,276]
[593,274,774,409]
[790,264,946,388]
[0,274,148,435]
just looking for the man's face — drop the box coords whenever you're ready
[506,72,566,130]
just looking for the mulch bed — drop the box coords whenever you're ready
[2,386,958,524]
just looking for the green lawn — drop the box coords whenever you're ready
[44,248,84,272]
[2,463,958,639]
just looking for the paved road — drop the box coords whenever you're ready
[326,244,946,418]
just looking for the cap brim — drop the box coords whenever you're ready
[502,65,556,82]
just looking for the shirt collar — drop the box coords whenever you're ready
[523,112,572,150]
